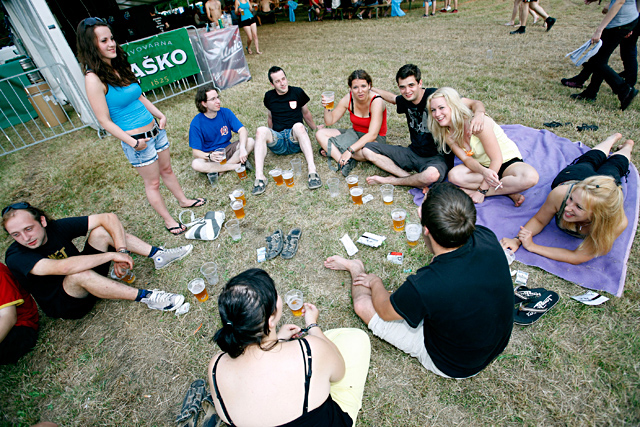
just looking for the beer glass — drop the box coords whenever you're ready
[200,262,219,286]
[345,175,359,189]
[235,165,247,180]
[285,289,304,317]
[391,208,406,232]
[350,187,363,205]
[213,148,226,165]
[381,184,394,205]
[269,168,284,186]
[283,169,295,187]
[188,278,209,302]
[109,265,136,284]
[232,187,246,206]
[405,223,422,246]
[322,91,335,110]
[231,200,245,219]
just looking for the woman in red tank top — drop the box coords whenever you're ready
[315,70,387,176]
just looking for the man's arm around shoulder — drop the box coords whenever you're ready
[370,87,398,105]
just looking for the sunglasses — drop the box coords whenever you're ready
[2,202,31,216]
[82,17,106,27]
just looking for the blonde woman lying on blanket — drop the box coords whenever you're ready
[427,87,539,206]
[501,133,633,265]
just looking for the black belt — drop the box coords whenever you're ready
[131,125,159,140]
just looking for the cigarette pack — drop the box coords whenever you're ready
[362,194,374,204]
[514,270,529,286]
[357,232,386,248]
[257,247,266,263]
[386,252,404,265]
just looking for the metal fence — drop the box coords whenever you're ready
[0,62,92,157]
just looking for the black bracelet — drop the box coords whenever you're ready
[293,323,320,339]
[133,139,140,150]
[477,188,489,195]
[207,152,212,161]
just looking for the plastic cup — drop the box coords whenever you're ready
[285,289,304,316]
[213,148,226,165]
[346,175,359,189]
[381,184,394,205]
[232,187,246,206]
[391,208,407,232]
[290,158,303,177]
[283,169,294,187]
[235,165,247,180]
[207,172,219,188]
[226,219,242,241]
[322,91,335,109]
[231,200,245,219]
[327,177,340,197]
[188,278,209,302]
[269,168,284,186]
[405,222,422,246]
[109,265,136,284]
[200,262,219,286]
[350,187,363,205]
[504,248,515,265]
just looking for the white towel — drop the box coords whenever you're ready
[565,40,602,66]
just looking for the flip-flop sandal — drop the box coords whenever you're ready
[543,121,563,128]
[176,379,206,426]
[265,229,284,260]
[513,290,559,326]
[186,198,207,208]
[308,173,322,190]
[281,228,302,259]
[166,224,187,236]
[576,123,598,132]
[200,393,221,427]
[513,285,547,305]
[252,178,268,196]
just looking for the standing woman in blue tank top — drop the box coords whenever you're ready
[76,18,205,235]
[235,0,262,54]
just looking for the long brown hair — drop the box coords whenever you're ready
[76,18,137,87]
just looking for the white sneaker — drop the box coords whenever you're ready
[153,244,193,269]
[445,5,451,10]
[141,290,185,311]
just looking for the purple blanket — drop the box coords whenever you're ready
[410,125,639,297]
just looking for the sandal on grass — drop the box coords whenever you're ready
[513,285,547,305]
[265,229,284,260]
[200,394,220,427]
[166,224,187,236]
[513,290,559,326]
[281,228,302,259]
[576,123,598,132]
[175,379,206,426]
[308,173,322,190]
[186,198,207,208]
[252,178,268,196]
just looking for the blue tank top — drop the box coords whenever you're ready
[105,82,154,131]
[238,1,254,20]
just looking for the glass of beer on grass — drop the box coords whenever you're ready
[350,187,363,205]
[188,278,209,302]
[232,187,246,206]
[346,175,359,189]
[231,200,245,219]
[235,165,247,180]
[285,289,304,317]
[381,184,394,205]
[322,91,335,110]
[269,168,284,186]
[405,222,422,246]
[283,169,295,187]
[391,208,406,232]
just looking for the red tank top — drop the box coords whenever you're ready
[349,94,387,136]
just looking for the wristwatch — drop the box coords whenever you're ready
[477,188,489,195]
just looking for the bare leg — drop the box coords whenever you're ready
[242,26,253,53]
[316,128,343,164]
[612,138,634,159]
[292,123,317,174]
[63,270,138,300]
[135,160,181,229]
[86,226,153,257]
[362,148,441,188]
[192,159,240,173]
[324,256,377,324]
[506,0,521,25]
[591,133,623,155]
[528,1,549,20]
[251,23,262,54]
[156,149,202,208]
[254,127,272,181]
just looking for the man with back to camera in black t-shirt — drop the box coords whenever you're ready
[363,64,487,192]
[2,202,192,319]
[324,183,513,378]
[251,66,322,196]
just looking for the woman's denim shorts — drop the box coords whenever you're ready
[120,128,170,168]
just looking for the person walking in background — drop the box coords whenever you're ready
[236,0,262,54]
[509,0,556,34]
[76,17,205,236]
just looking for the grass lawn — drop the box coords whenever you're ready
[1,0,639,425]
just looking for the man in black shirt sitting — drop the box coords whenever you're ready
[325,183,513,378]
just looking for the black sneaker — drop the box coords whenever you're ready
[510,26,525,34]
[570,92,597,102]
[545,16,556,32]
[620,87,638,111]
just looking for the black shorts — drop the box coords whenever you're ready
[43,243,110,319]
[498,157,523,179]
[551,150,629,189]
[239,16,256,27]
[364,142,448,183]
[0,326,38,365]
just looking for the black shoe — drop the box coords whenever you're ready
[545,17,556,32]
[510,26,525,34]
[561,78,584,89]
[570,92,596,102]
[620,88,638,111]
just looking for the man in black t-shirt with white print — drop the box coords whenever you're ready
[363,64,486,192]
[251,66,322,195]
[324,183,513,379]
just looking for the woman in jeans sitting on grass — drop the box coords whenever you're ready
[315,69,387,177]
[208,268,370,426]
[76,18,205,236]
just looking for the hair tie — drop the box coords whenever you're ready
[595,185,600,188]
[225,321,233,328]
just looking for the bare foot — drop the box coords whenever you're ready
[508,193,525,207]
[256,50,263,55]
[422,186,430,195]
[366,175,388,185]
[616,139,634,152]
[179,197,207,208]
[504,21,515,26]
[324,256,364,274]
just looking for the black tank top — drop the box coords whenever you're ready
[211,338,353,427]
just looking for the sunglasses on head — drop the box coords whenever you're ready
[2,202,31,216]
[82,17,106,27]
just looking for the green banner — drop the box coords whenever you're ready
[121,28,200,92]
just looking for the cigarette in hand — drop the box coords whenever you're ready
[495,182,503,191]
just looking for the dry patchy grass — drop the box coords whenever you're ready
[1,0,640,426]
